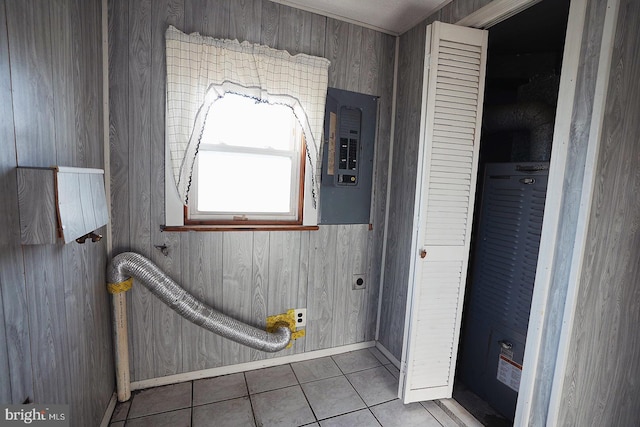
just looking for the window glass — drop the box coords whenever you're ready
[202,94,296,151]
[189,93,303,223]
[196,151,292,213]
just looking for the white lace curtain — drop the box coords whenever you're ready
[165,25,330,205]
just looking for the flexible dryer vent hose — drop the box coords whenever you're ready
[107,252,291,401]
[108,252,292,350]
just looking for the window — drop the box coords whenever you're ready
[186,94,306,225]
[164,26,330,229]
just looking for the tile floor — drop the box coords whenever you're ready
[109,347,464,427]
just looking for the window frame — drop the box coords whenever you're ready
[183,104,308,226]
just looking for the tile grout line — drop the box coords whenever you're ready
[190,380,194,427]
[120,350,457,427]
[294,357,374,425]
[290,362,320,424]
[243,372,260,427]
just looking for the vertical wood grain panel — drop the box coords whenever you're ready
[182,232,224,371]
[350,225,369,343]
[184,0,230,37]
[151,243,183,377]
[0,0,32,404]
[71,0,102,169]
[266,231,301,358]
[49,0,76,166]
[350,24,377,340]
[62,243,90,424]
[222,232,254,365]
[378,22,427,360]
[559,1,640,425]
[331,224,350,347]
[344,24,362,92]
[324,18,349,90]
[87,239,115,420]
[296,231,310,353]
[0,244,32,404]
[306,226,337,351]
[0,280,10,402]
[366,33,395,341]
[5,0,56,167]
[229,0,262,43]
[107,0,133,386]
[74,0,113,422]
[0,0,15,246]
[108,0,130,256]
[308,13,326,58]
[276,6,313,55]
[150,0,185,379]
[16,169,58,244]
[251,232,269,361]
[5,0,62,408]
[267,232,300,315]
[128,0,154,381]
[73,3,113,421]
[358,28,380,95]
[260,0,279,47]
[23,246,71,404]
[0,6,12,398]
[70,0,115,424]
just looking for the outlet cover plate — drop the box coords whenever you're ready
[294,308,307,328]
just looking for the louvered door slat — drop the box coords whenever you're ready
[439,65,481,77]
[436,82,480,95]
[435,118,477,129]
[435,95,478,107]
[401,21,488,404]
[440,41,482,54]
[440,57,480,70]
[436,108,479,118]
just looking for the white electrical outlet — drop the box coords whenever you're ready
[293,308,307,328]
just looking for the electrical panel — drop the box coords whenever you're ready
[320,88,377,224]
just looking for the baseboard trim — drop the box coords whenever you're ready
[375,342,401,368]
[130,341,376,391]
[100,393,117,427]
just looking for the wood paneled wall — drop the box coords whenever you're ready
[377,0,493,362]
[108,0,395,381]
[558,0,640,424]
[377,21,426,361]
[0,0,114,426]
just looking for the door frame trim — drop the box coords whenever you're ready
[545,0,620,424]
[454,0,609,424]
[455,0,544,28]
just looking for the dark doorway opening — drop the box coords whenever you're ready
[454,1,571,425]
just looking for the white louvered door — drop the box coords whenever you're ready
[400,21,488,403]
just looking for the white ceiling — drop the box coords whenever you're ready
[268,0,453,35]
